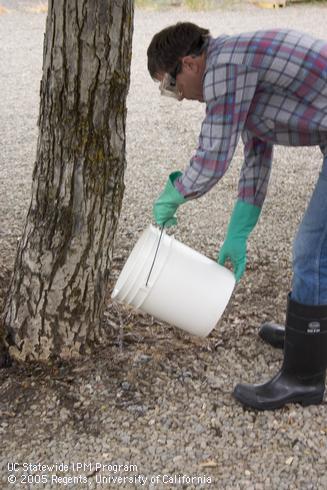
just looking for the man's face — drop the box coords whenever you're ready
[158,53,206,102]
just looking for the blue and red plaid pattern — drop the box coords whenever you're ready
[175,29,327,207]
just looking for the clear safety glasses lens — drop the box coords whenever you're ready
[159,74,182,100]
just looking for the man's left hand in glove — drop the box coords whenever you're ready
[218,200,261,281]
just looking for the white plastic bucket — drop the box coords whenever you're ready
[111,225,235,337]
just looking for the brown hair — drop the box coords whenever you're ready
[147,22,210,79]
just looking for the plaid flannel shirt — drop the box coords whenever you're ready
[175,29,327,207]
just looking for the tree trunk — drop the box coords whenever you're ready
[2,0,134,362]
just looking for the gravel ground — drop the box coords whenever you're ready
[1,1,327,489]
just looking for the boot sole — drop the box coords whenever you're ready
[234,391,324,411]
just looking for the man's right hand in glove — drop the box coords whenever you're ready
[153,171,186,227]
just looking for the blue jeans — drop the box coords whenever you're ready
[292,151,327,305]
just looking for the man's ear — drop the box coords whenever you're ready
[181,55,199,73]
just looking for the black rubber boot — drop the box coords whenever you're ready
[233,294,327,410]
[259,322,285,349]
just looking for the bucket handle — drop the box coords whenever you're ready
[145,226,165,287]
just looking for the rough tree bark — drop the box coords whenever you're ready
[2,0,134,362]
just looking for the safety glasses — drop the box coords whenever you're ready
[159,63,183,100]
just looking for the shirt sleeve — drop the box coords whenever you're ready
[174,64,259,200]
[238,129,273,208]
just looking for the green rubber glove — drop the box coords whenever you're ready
[153,171,186,227]
[218,200,261,281]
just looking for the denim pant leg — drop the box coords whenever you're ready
[292,154,327,305]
